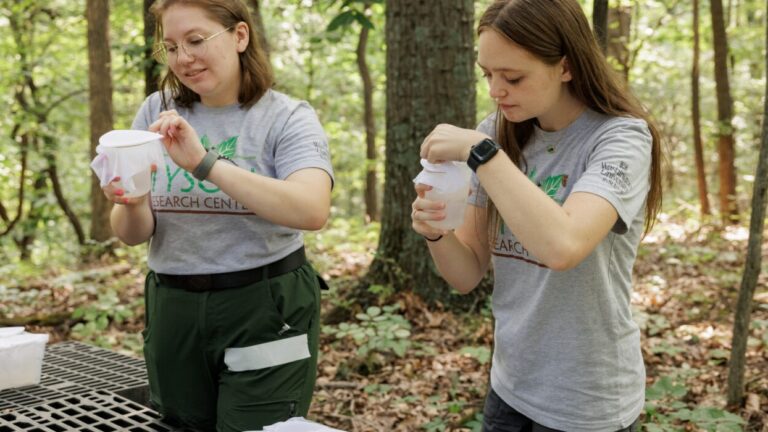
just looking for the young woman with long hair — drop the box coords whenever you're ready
[412,0,661,430]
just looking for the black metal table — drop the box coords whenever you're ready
[0,341,184,431]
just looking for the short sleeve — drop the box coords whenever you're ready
[570,119,652,234]
[273,103,334,186]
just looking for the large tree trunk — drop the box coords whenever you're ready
[593,0,609,53]
[87,0,115,241]
[726,0,768,407]
[357,4,379,223]
[144,0,160,96]
[709,0,739,223]
[692,0,711,215]
[365,0,477,307]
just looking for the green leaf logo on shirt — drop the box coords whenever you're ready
[216,137,238,159]
[200,135,238,158]
[541,175,567,200]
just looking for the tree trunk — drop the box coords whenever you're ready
[593,0,609,53]
[692,0,711,215]
[87,0,115,242]
[0,129,29,237]
[144,0,160,96]
[357,4,379,223]
[17,173,47,261]
[366,0,477,307]
[726,0,768,407]
[248,0,270,58]
[607,5,632,81]
[709,0,739,223]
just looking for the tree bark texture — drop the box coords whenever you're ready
[367,0,477,306]
[593,0,609,53]
[87,0,115,242]
[356,6,379,223]
[709,0,739,223]
[726,0,768,406]
[144,0,160,96]
[692,0,711,215]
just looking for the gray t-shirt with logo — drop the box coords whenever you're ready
[132,89,334,274]
[469,109,651,432]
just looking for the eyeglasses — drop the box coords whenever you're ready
[153,26,233,64]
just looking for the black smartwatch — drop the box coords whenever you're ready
[467,138,501,172]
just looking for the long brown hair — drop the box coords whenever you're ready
[150,0,273,109]
[479,0,662,239]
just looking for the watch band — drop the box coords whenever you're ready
[192,149,219,181]
[467,138,501,172]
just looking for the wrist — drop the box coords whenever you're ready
[191,149,219,181]
[467,137,501,173]
[423,234,444,242]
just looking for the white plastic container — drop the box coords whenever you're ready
[91,130,165,198]
[413,160,472,230]
[0,327,49,390]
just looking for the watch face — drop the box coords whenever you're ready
[473,139,499,161]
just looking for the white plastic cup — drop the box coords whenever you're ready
[0,327,49,391]
[118,167,152,198]
[98,130,163,198]
[424,184,470,230]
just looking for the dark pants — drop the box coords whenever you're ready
[142,264,323,432]
[482,388,640,432]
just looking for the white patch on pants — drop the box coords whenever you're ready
[224,334,310,372]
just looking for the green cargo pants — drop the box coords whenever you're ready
[142,263,323,432]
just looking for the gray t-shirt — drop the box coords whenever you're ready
[132,89,334,274]
[469,109,651,431]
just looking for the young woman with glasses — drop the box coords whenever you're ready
[411,0,662,431]
[101,1,333,430]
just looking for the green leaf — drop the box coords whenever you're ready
[326,11,355,32]
[540,175,566,199]
[201,135,212,151]
[394,328,411,339]
[366,306,381,317]
[351,10,375,29]
[216,136,238,159]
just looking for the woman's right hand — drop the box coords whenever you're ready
[411,183,449,238]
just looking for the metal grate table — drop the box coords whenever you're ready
[0,341,190,431]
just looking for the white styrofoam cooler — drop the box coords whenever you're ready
[0,327,49,391]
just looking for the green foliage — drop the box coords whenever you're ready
[463,413,484,432]
[644,375,745,432]
[323,304,412,368]
[459,346,491,365]
[70,287,142,349]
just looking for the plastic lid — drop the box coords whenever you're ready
[99,130,164,148]
[0,327,24,338]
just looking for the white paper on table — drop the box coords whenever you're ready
[245,416,348,432]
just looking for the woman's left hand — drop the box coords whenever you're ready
[149,110,207,173]
[420,124,491,164]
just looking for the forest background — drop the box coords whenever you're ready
[1,0,767,430]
